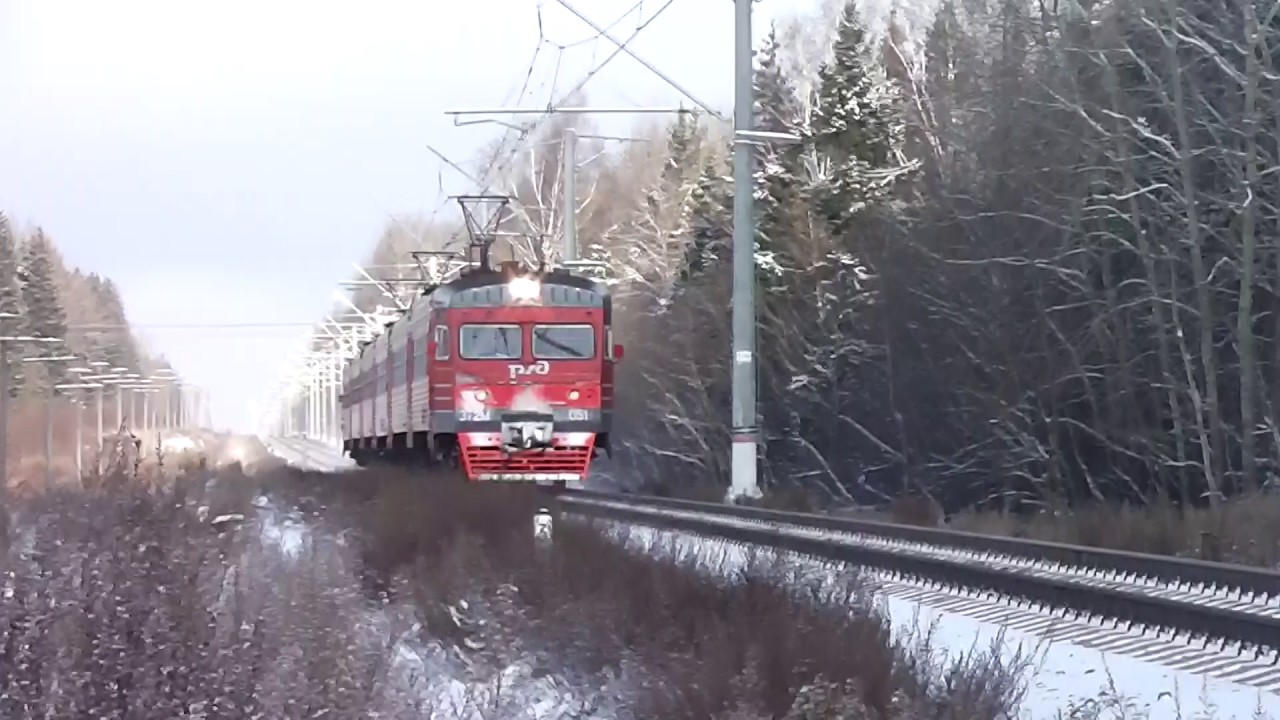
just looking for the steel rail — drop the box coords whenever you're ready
[557,491,1280,654]
[563,490,1280,600]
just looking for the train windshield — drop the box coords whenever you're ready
[459,324,522,360]
[532,324,595,359]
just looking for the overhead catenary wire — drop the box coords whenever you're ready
[427,0,681,257]
[71,323,374,330]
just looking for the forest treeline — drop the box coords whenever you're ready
[0,211,172,405]
[341,0,1279,512]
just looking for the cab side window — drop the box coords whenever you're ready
[434,325,450,360]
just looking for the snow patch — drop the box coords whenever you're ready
[246,495,611,717]
[255,493,309,558]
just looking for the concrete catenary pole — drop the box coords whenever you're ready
[729,0,762,500]
[329,355,340,445]
[28,354,78,488]
[96,384,104,450]
[44,384,53,487]
[74,395,83,477]
[0,328,62,515]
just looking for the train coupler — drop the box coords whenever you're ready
[500,412,555,452]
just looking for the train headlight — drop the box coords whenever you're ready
[472,389,488,402]
[508,276,541,302]
[568,390,580,401]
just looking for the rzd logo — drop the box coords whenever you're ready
[509,361,550,380]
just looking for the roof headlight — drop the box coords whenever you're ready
[508,276,541,302]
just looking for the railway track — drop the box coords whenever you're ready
[557,490,1280,659]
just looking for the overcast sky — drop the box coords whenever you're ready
[0,0,822,433]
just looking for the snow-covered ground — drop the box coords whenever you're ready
[259,435,355,472]
[265,437,1280,718]
[249,484,622,718]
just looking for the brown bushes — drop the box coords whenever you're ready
[949,491,1280,567]
[655,476,1280,568]
[888,495,946,528]
[0,464,435,717]
[4,398,122,494]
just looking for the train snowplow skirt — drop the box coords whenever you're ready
[460,431,595,484]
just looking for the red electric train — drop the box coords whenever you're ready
[337,201,621,488]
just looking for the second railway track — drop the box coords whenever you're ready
[558,490,1280,657]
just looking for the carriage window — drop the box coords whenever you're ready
[460,324,521,360]
[533,324,595,359]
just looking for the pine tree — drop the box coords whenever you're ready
[0,214,24,397]
[754,25,803,137]
[663,111,702,193]
[80,273,117,365]
[659,111,704,248]
[682,161,732,280]
[808,0,908,233]
[91,277,141,373]
[20,229,69,391]
[753,24,808,293]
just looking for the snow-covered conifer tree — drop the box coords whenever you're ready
[683,161,731,280]
[808,0,909,234]
[0,214,25,396]
[20,229,69,391]
[753,23,808,293]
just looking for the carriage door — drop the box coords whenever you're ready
[405,335,415,434]
[602,326,616,410]
[428,323,454,424]
[383,352,393,438]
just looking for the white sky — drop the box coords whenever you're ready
[0,0,821,432]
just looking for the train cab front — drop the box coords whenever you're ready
[445,268,613,488]
[457,385,603,488]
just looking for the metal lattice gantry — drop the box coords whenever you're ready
[258,310,379,446]
[260,246,486,446]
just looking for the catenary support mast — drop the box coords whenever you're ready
[729,0,761,500]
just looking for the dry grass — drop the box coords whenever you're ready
[272,469,1029,719]
[651,474,1280,568]
[4,398,139,496]
[946,491,1280,567]
[0,458,438,717]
